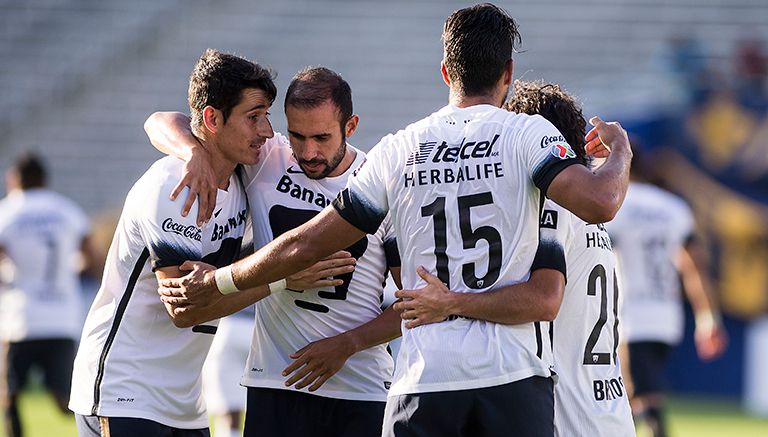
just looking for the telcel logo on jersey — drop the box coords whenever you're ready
[406,134,500,166]
[432,134,500,163]
[162,218,201,241]
[403,134,505,188]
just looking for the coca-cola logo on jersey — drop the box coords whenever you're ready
[540,135,565,148]
[162,218,201,241]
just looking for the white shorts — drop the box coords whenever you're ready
[202,315,253,414]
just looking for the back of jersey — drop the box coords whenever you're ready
[542,200,634,436]
[0,189,89,341]
[337,104,578,395]
[605,182,694,345]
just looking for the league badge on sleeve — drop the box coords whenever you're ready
[550,141,576,160]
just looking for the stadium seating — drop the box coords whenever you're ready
[0,0,766,213]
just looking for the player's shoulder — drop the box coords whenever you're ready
[127,157,188,215]
[264,132,291,152]
[135,156,187,189]
[39,189,83,210]
[632,183,691,213]
[37,190,88,223]
[0,195,16,228]
[541,198,577,232]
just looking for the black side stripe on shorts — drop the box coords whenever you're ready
[91,248,150,416]
[534,321,543,359]
[549,321,554,352]
[534,193,545,360]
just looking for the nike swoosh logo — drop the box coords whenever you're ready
[213,208,222,218]
[286,166,305,174]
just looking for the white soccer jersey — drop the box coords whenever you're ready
[540,200,634,437]
[239,135,399,401]
[605,182,694,345]
[0,189,90,342]
[334,104,579,396]
[70,157,248,428]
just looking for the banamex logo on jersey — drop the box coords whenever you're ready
[162,218,201,241]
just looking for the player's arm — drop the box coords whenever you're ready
[158,253,357,327]
[678,240,728,361]
[546,117,632,224]
[155,262,267,328]
[394,266,564,328]
[159,206,368,309]
[144,111,217,225]
[282,306,402,392]
[283,266,403,391]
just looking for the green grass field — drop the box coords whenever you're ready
[3,390,767,436]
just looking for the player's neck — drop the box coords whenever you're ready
[326,146,357,178]
[449,89,505,109]
[197,136,236,190]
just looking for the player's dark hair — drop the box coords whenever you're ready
[442,3,521,97]
[188,48,276,135]
[505,80,588,165]
[11,152,47,189]
[284,67,353,129]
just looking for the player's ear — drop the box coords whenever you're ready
[202,106,221,134]
[503,59,513,86]
[344,115,360,139]
[440,61,451,87]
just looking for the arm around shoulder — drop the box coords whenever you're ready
[547,118,632,224]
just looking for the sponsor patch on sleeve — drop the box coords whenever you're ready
[550,142,576,160]
[540,209,559,229]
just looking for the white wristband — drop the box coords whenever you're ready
[268,278,287,294]
[214,266,240,295]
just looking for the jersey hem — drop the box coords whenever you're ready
[70,404,209,430]
[240,377,388,402]
[387,366,553,397]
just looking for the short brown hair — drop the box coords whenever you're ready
[188,49,276,135]
[284,67,353,128]
[442,3,521,97]
[10,152,47,189]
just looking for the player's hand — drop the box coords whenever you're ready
[170,144,218,227]
[285,251,356,290]
[585,116,629,159]
[695,321,728,361]
[282,334,357,392]
[158,261,221,308]
[393,266,455,329]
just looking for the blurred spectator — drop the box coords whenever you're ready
[734,38,768,107]
[658,34,718,106]
[0,152,99,437]
[606,150,728,437]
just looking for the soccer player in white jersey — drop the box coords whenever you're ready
[605,151,727,437]
[145,67,402,437]
[508,82,635,437]
[157,4,633,436]
[0,153,99,437]
[69,49,340,437]
[394,80,637,436]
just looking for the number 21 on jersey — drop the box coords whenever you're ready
[583,264,620,366]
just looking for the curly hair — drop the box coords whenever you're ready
[505,80,587,164]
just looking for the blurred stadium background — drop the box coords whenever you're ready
[1,0,767,435]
